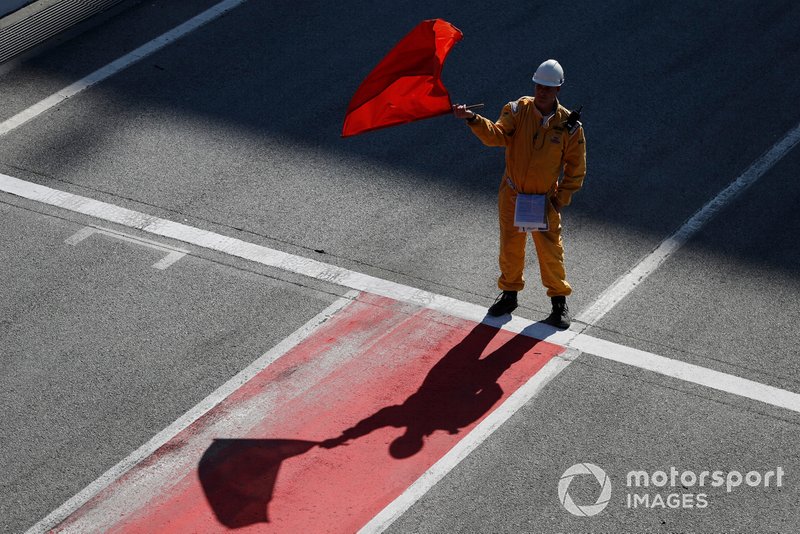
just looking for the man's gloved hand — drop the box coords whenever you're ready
[452,103,475,120]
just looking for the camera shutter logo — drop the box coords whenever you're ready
[558,463,612,516]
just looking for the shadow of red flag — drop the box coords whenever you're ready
[198,439,317,528]
[341,19,462,137]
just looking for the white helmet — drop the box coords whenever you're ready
[532,59,564,87]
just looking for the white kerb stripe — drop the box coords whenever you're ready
[0,0,248,137]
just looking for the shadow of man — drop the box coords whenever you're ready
[198,318,544,527]
[320,319,543,457]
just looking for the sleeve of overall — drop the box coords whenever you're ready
[467,102,516,146]
[556,125,587,206]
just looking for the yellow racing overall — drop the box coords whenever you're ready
[468,97,586,296]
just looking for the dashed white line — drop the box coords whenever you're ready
[63,226,95,245]
[151,250,185,270]
[65,225,188,269]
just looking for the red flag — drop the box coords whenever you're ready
[341,19,463,137]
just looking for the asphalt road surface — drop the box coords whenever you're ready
[2,1,800,533]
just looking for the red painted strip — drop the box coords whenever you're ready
[57,293,564,533]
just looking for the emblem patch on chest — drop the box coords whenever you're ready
[550,135,561,144]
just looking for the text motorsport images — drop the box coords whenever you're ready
[558,463,786,517]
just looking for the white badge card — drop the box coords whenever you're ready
[514,193,548,232]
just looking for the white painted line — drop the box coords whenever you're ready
[4,171,800,412]
[571,335,800,414]
[63,226,94,245]
[65,225,188,270]
[576,122,800,326]
[151,250,186,270]
[0,0,248,137]
[24,290,358,534]
[88,226,189,254]
[359,351,578,534]
[1,172,577,344]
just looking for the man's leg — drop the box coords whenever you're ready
[489,186,526,316]
[532,208,572,328]
[497,186,526,292]
[531,209,571,297]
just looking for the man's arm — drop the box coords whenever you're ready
[453,102,516,147]
[554,125,587,208]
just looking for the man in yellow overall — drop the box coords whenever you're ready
[453,59,586,328]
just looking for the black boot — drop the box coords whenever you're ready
[545,296,571,328]
[488,290,518,317]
